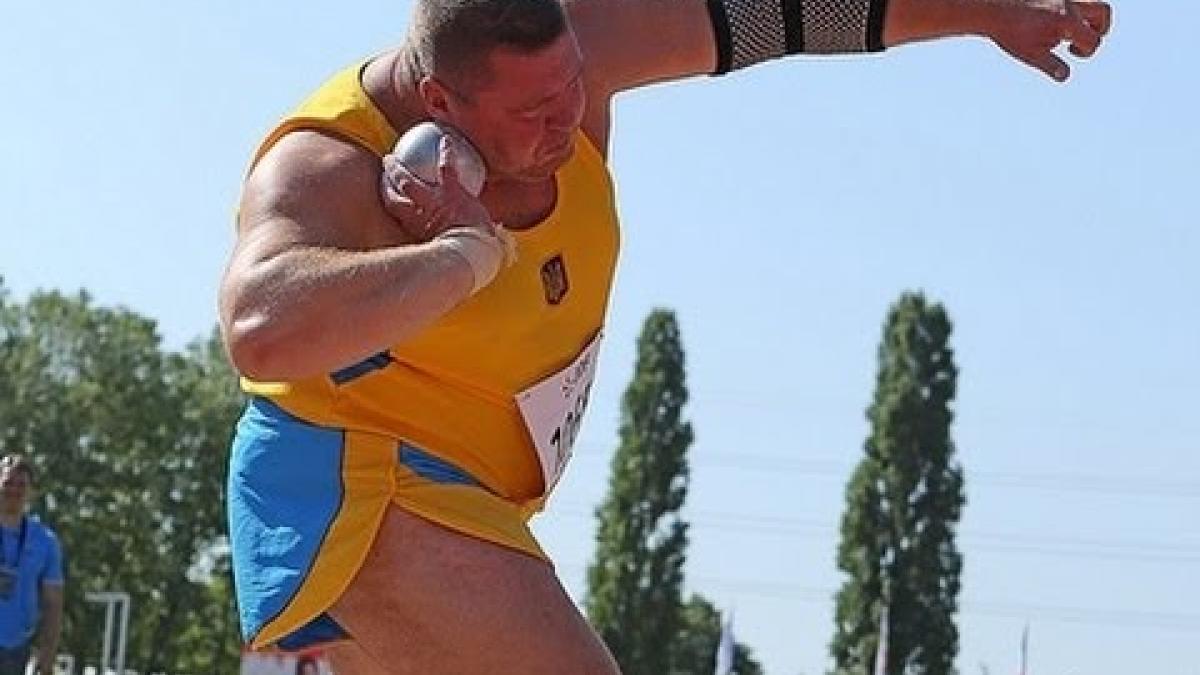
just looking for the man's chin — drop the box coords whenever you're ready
[510,163,562,184]
[548,137,576,163]
[530,142,575,178]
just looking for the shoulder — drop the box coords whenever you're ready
[24,517,62,553]
[568,0,716,96]
[566,0,716,154]
[247,131,379,209]
[240,130,405,248]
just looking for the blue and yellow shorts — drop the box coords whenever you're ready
[227,397,547,651]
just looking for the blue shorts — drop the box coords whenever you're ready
[227,398,547,651]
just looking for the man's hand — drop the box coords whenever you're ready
[380,135,493,241]
[983,0,1112,81]
[380,136,516,292]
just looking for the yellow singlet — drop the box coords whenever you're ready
[241,63,621,512]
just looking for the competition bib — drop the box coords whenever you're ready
[516,332,602,494]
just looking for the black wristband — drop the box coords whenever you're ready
[867,0,890,52]
[707,0,735,74]
[707,0,890,74]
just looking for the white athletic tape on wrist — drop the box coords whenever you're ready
[437,226,516,295]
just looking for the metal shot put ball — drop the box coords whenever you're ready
[391,121,487,197]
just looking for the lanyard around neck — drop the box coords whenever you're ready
[0,516,28,568]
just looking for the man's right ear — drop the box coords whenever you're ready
[418,77,452,121]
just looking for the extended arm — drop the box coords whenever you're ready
[572,0,1110,96]
[883,0,1110,80]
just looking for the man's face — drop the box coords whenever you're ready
[430,30,587,184]
[0,466,31,515]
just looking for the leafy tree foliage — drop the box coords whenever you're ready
[0,282,243,673]
[586,309,693,674]
[671,596,763,675]
[585,310,760,675]
[830,292,965,675]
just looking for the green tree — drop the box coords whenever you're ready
[0,282,243,673]
[830,292,965,675]
[137,329,244,672]
[585,309,693,675]
[172,568,243,673]
[671,596,764,675]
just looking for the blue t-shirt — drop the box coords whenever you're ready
[0,515,64,649]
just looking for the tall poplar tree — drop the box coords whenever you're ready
[585,309,693,675]
[830,292,966,675]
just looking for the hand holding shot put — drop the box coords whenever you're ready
[382,125,516,292]
[380,121,487,233]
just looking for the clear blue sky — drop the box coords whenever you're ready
[2,2,1197,674]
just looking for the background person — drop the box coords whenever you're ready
[0,455,64,675]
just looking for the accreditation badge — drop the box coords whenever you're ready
[0,565,16,600]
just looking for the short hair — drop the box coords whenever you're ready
[408,0,568,93]
[0,454,34,484]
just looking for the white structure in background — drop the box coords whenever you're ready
[713,608,735,675]
[1018,622,1030,675]
[873,604,889,675]
[240,651,333,675]
[84,591,131,675]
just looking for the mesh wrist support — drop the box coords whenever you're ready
[707,0,890,73]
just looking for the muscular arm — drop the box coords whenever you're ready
[219,131,476,381]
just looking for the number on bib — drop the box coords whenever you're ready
[516,332,603,494]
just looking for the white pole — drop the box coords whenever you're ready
[85,592,130,675]
[101,602,114,673]
[874,604,889,675]
[1019,622,1029,675]
[115,594,130,675]
[713,608,735,675]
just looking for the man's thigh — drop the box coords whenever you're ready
[329,505,620,675]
